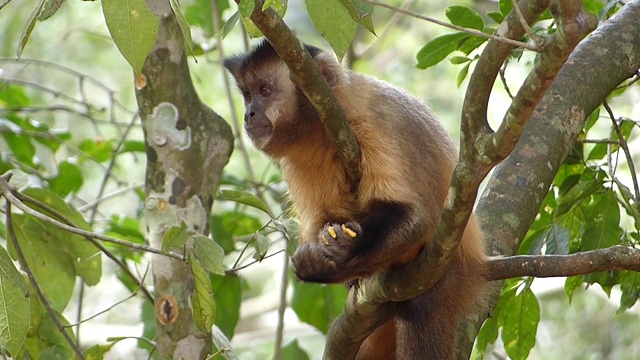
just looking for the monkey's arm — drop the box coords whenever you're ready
[291,200,428,284]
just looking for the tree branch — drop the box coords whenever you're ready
[0,176,182,260]
[486,0,597,161]
[474,0,640,349]
[361,0,539,51]
[244,0,362,191]
[486,246,640,280]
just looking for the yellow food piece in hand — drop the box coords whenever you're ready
[328,226,337,238]
[322,235,329,245]
[342,224,357,238]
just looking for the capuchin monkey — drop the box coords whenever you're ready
[224,40,486,360]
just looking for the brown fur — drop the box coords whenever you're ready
[225,40,486,359]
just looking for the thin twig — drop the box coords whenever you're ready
[66,266,150,327]
[0,177,183,260]
[499,61,515,99]
[355,0,416,60]
[213,0,272,208]
[5,202,86,360]
[273,251,289,360]
[226,249,285,273]
[14,189,154,302]
[87,112,139,223]
[77,183,143,212]
[360,0,539,51]
[511,0,544,45]
[0,0,13,11]
[575,138,622,145]
[603,101,640,207]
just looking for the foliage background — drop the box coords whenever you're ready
[0,0,639,359]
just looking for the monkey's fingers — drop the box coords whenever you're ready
[341,224,358,238]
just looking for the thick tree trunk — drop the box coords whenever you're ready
[467,0,640,355]
[135,1,233,358]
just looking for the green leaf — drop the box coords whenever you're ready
[486,11,504,24]
[79,138,114,163]
[554,170,605,217]
[83,343,114,359]
[282,339,311,360]
[449,56,471,64]
[306,0,358,59]
[456,62,470,88]
[2,131,36,168]
[9,215,76,312]
[337,0,375,34]
[499,0,513,17]
[162,223,189,252]
[102,0,159,75]
[48,161,83,197]
[584,108,600,132]
[0,246,30,355]
[211,211,262,254]
[416,33,468,69]
[445,5,484,31]
[22,188,99,259]
[170,0,195,56]
[189,251,216,332]
[39,0,66,21]
[502,287,539,360]
[106,215,146,245]
[210,274,242,339]
[475,283,517,352]
[291,281,347,334]
[192,234,225,275]
[219,189,270,214]
[0,84,31,107]
[617,270,640,314]
[219,10,240,39]
[121,140,146,154]
[582,190,620,251]
[529,224,570,255]
[238,0,254,17]
[253,234,270,261]
[139,300,155,352]
[17,0,46,58]
[76,252,103,286]
[458,35,487,55]
[564,275,583,303]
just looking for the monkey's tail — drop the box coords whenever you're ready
[395,258,486,360]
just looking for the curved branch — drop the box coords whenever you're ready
[486,246,640,280]
[474,0,640,349]
[244,0,362,191]
[461,0,550,146]
[487,0,597,161]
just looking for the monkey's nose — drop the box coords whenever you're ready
[249,110,255,117]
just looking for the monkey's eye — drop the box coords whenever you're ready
[259,85,271,97]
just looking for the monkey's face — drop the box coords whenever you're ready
[232,63,301,153]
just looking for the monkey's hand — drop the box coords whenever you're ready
[291,222,363,284]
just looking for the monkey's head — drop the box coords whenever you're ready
[224,40,342,156]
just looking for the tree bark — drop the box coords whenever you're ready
[471,0,640,353]
[135,1,233,358]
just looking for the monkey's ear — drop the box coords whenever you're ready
[223,55,243,79]
[311,51,343,87]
